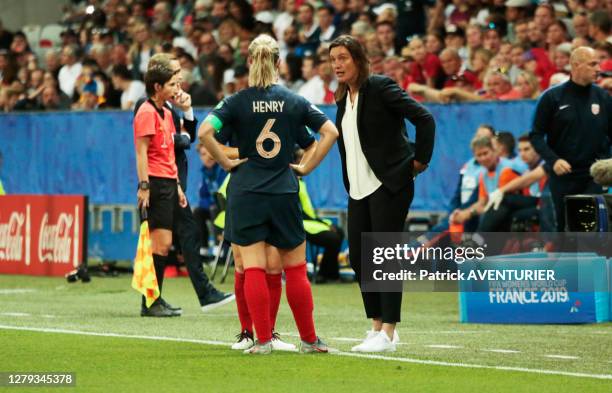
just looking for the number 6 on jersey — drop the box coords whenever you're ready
[256,119,281,159]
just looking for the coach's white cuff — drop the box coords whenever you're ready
[184,108,194,121]
[181,132,191,141]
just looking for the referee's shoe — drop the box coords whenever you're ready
[141,298,182,317]
[201,287,235,312]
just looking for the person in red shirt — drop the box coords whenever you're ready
[134,63,187,317]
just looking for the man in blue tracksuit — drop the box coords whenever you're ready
[530,47,612,231]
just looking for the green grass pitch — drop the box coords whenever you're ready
[0,273,610,393]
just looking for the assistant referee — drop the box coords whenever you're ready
[529,46,612,232]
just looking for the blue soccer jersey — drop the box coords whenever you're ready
[205,85,328,194]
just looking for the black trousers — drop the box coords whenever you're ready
[173,201,213,305]
[348,182,414,323]
[548,173,603,232]
[192,206,213,252]
[478,195,539,232]
[306,226,345,280]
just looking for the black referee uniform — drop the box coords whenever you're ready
[529,80,612,231]
[135,98,230,308]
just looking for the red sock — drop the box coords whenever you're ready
[234,271,252,334]
[266,273,282,330]
[284,263,316,343]
[243,267,272,343]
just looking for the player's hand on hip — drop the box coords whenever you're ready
[290,163,310,176]
[137,189,149,209]
[553,159,572,176]
[222,157,248,172]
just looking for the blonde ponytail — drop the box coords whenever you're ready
[248,34,279,88]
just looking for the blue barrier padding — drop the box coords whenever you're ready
[1,100,537,211]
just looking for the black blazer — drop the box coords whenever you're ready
[335,75,435,194]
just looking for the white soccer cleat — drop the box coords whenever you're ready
[231,330,254,350]
[271,332,297,351]
[351,331,396,353]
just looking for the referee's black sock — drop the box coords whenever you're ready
[153,254,168,295]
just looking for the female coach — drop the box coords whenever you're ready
[329,35,435,353]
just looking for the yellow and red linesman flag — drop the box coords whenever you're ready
[131,217,159,307]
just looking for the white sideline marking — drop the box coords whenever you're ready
[483,349,521,354]
[427,344,463,349]
[0,324,609,380]
[545,355,580,360]
[0,312,31,317]
[0,289,37,295]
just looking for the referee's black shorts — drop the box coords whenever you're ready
[146,176,178,230]
[226,190,304,249]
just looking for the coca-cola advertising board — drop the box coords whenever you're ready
[0,195,87,276]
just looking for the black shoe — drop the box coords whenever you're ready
[201,288,235,312]
[140,301,181,317]
[315,275,340,284]
[159,298,183,315]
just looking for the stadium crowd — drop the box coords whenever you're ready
[0,0,611,112]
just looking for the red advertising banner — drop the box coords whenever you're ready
[0,195,87,276]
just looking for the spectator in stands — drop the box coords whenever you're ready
[515,70,541,99]
[296,2,320,56]
[528,20,546,49]
[465,24,483,64]
[298,54,323,103]
[512,19,530,46]
[534,3,555,35]
[40,85,70,111]
[553,43,572,74]
[445,24,467,61]
[470,48,493,88]
[316,5,339,44]
[90,44,113,75]
[572,12,590,40]
[505,0,532,43]
[483,24,503,55]
[44,50,61,78]
[407,36,443,88]
[111,64,146,110]
[375,21,396,57]
[589,11,611,44]
[593,42,612,62]
[197,32,220,87]
[128,23,156,80]
[425,32,444,56]
[58,45,82,99]
[547,20,570,49]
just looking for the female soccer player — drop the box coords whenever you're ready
[199,34,339,354]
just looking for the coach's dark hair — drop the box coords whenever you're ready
[329,35,370,101]
[518,133,531,143]
[144,64,178,96]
